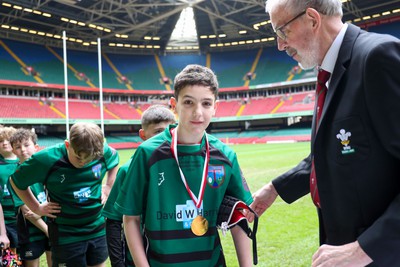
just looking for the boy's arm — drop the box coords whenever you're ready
[231,226,252,267]
[0,204,10,248]
[9,178,60,218]
[20,205,49,237]
[123,215,149,267]
[102,165,118,204]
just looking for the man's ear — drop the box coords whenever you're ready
[34,144,40,152]
[139,129,147,141]
[306,7,321,29]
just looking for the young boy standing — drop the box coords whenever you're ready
[9,128,51,267]
[115,65,253,267]
[10,122,119,267]
[0,126,19,253]
[103,104,176,267]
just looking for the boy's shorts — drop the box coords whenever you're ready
[5,223,18,249]
[19,239,51,260]
[51,235,108,266]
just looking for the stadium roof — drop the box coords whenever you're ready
[0,0,399,54]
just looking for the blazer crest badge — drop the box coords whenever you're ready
[336,129,355,154]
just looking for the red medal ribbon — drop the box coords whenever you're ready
[170,127,209,209]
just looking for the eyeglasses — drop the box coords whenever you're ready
[274,10,306,41]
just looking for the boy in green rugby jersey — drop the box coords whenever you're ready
[9,128,51,267]
[115,65,254,267]
[0,126,19,254]
[103,104,176,267]
[10,122,119,267]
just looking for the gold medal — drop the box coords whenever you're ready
[191,215,209,236]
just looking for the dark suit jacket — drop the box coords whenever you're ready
[272,24,400,266]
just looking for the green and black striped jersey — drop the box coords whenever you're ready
[12,142,119,245]
[0,155,19,225]
[115,125,252,267]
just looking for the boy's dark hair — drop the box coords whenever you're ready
[141,105,176,130]
[69,122,104,158]
[173,64,219,100]
[10,128,38,147]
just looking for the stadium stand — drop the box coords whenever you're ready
[51,99,117,120]
[33,128,312,149]
[212,128,311,144]
[37,136,65,148]
[49,47,99,87]
[215,100,242,117]
[104,53,164,90]
[0,96,61,118]
[104,102,142,120]
[0,39,43,82]
[240,97,282,115]
[275,92,315,113]
[2,21,397,149]
[160,54,206,84]
[209,49,259,88]
[366,20,400,38]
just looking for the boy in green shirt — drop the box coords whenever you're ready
[0,126,19,253]
[103,104,176,267]
[9,128,51,267]
[10,122,119,267]
[115,65,254,267]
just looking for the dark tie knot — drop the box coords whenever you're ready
[317,69,331,85]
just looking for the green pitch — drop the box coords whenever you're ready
[41,142,318,266]
[220,142,318,267]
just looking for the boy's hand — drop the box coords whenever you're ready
[24,209,41,220]
[101,184,112,205]
[37,201,61,218]
[0,234,10,249]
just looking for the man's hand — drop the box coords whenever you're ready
[247,182,278,222]
[312,241,373,267]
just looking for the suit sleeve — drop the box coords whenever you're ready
[358,39,400,265]
[272,154,312,204]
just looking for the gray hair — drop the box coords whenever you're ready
[266,0,342,17]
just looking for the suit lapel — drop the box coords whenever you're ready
[318,24,361,131]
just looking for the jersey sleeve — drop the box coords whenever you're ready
[11,151,50,190]
[103,160,131,219]
[103,143,119,170]
[7,178,24,208]
[225,153,253,206]
[114,146,149,216]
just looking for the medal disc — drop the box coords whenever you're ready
[191,215,209,236]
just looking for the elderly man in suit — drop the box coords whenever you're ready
[249,0,400,266]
